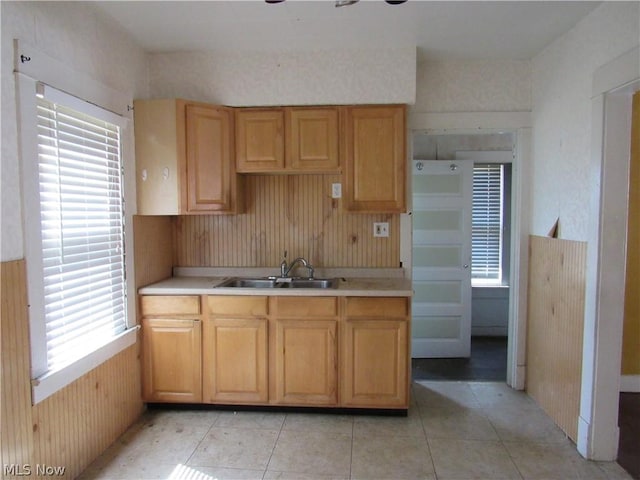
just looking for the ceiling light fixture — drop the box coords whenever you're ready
[335,0,359,7]
[265,0,285,3]
[385,0,408,4]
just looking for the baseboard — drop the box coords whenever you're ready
[620,375,640,392]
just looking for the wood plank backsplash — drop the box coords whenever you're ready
[526,235,587,442]
[174,174,400,268]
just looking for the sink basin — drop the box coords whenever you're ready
[215,277,337,289]
[279,278,337,289]
[216,278,279,288]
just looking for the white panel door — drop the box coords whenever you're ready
[412,160,473,358]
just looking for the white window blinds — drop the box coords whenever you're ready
[472,164,503,284]
[36,94,126,372]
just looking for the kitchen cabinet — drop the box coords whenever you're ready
[343,105,407,213]
[203,296,269,404]
[140,295,202,403]
[139,291,410,410]
[341,297,409,408]
[271,297,339,405]
[235,109,285,172]
[134,99,241,215]
[286,107,340,172]
[236,107,340,173]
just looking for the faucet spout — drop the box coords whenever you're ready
[283,257,314,279]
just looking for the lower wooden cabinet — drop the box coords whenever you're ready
[341,297,409,407]
[271,297,339,405]
[142,317,202,403]
[140,294,409,409]
[203,296,269,404]
[273,318,338,405]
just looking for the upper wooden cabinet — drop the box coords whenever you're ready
[134,99,241,215]
[343,105,407,213]
[286,107,340,172]
[235,109,285,172]
[236,107,340,173]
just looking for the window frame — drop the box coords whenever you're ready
[15,41,137,404]
[471,163,504,286]
[455,150,512,289]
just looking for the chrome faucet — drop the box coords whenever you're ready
[279,251,314,279]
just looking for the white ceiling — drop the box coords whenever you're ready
[91,0,601,61]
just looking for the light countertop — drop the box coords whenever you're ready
[138,268,412,297]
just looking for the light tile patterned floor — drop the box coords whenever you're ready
[80,381,633,480]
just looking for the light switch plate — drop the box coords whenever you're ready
[373,222,389,237]
[332,183,342,198]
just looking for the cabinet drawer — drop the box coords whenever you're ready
[345,297,408,318]
[140,295,201,316]
[275,297,338,317]
[208,295,269,316]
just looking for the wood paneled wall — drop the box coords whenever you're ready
[174,174,400,268]
[622,91,640,375]
[134,215,174,287]
[526,235,587,442]
[1,260,34,469]
[1,259,143,479]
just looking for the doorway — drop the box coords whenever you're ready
[410,133,513,382]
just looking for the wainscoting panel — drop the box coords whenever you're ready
[31,345,141,478]
[526,235,587,442]
[174,174,400,268]
[1,259,144,478]
[1,259,34,468]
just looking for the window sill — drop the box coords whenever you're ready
[31,326,139,405]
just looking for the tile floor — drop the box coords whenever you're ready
[80,381,633,480]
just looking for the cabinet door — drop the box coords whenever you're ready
[273,319,338,405]
[286,107,339,172]
[236,109,284,172]
[344,105,406,212]
[203,318,268,404]
[185,104,238,213]
[142,318,202,403]
[341,319,408,407]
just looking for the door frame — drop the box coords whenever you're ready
[406,112,532,390]
[579,46,639,461]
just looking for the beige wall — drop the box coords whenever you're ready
[147,48,416,106]
[530,2,639,242]
[413,59,531,113]
[1,1,148,262]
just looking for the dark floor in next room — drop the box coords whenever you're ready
[411,336,508,382]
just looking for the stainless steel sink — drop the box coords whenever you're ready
[216,278,279,288]
[215,277,337,289]
[279,278,337,289]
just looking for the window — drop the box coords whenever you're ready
[35,91,127,372]
[471,163,504,285]
[18,76,136,403]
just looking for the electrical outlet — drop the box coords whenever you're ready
[332,183,342,198]
[373,222,389,237]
